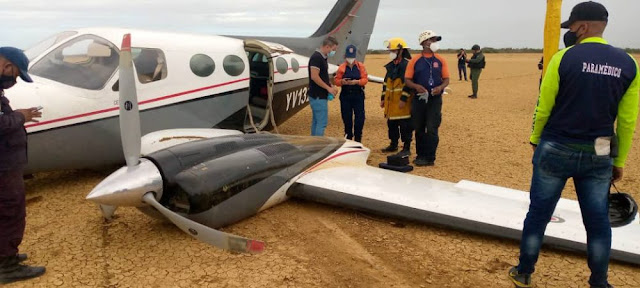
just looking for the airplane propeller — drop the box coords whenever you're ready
[88,33,264,254]
[118,33,142,168]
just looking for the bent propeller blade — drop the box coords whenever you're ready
[142,193,265,254]
[119,33,142,167]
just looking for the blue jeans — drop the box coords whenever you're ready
[517,140,612,287]
[458,64,467,80]
[309,96,328,136]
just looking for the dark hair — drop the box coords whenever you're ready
[472,44,481,50]
[322,36,338,47]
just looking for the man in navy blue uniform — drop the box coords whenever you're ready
[508,2,639,288]
[0,47,46,284]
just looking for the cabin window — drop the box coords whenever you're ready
[291,58,300,72]
[190,54,215,77]
[132,48,168,83]
[223,55,245,76]
[30,35,119,90]
[276,57,288,74]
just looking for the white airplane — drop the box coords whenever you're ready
[7,0,380,174]
[86,32,640,263]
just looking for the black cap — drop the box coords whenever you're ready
[561,1,608,29]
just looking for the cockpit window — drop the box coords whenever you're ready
[24,31,78,61]
[30,35,119,90]
[132,48,168,84]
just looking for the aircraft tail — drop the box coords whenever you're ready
[314,0,380,64]
[241,0,380,64]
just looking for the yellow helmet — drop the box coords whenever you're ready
[384,38,409,50]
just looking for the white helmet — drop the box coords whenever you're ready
[418,30,442,45]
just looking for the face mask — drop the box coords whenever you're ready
[0,75,16,89]
[0,65,17,89]
[429,42,440,53]
[563,30,578,47]
[346,58,355,64]
[328,50,336,57]
[389,52,398,60]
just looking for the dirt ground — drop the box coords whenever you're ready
[10,53,640,288]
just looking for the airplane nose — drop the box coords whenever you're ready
[86,158,163,207]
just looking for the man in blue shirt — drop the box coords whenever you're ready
[509,2,639,288]
[308,36,339,136]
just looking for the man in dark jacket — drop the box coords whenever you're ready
[0,47,45,284]
[466,44,485,99]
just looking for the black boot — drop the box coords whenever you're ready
[17,254,27,263]
[397,143,411,156]
[381,143,398,153]
[0,256,45,284]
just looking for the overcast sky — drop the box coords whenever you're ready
[1,0,638,52]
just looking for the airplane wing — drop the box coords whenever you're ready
[368,75,384,83]
[365,75,452,94]
[288,165,640,265]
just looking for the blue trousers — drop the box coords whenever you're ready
[309,96,328,136]
[458,64,467,80]
[340,93,365,142]
[517,140,612,288]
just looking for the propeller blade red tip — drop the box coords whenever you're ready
[121,34,131,51]
[247,240,265,254]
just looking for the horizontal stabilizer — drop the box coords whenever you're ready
[289,166,640,265]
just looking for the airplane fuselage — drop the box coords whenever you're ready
[10,28,318,173]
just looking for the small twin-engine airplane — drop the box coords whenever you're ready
[86,33,640,264]
[8,0,380,174]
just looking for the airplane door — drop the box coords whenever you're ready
[243,40,294,132]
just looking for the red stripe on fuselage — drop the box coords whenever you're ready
[274,65,309,75]
[25,77,250,128]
